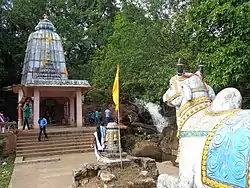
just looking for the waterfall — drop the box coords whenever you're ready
[135,99,169,133]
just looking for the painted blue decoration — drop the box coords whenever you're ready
[206,110,250,188]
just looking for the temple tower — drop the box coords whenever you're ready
[12,15,90,129]
[21,15,68,84]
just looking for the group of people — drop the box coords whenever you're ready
[88,108,112,126]
[22,101,48,141]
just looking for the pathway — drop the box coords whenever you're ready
[9,153,178,188]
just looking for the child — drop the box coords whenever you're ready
[38,116,48,141]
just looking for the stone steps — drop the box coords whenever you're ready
[16,144,92,156]
[17,135,93,142]
[17,141,92,151]
[16,129,94,158]
[17,148,93,158]
[17,138,92,146]
[17,132,92,139]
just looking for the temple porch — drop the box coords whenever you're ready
[12,85,87,129]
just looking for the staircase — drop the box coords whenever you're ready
[16,128,94,158]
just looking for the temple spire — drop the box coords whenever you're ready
[21,17,68,85]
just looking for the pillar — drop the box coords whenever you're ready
[18,89,23,129]
[33,88,40,128]
[76,89,82,127]
[70,97,75,126]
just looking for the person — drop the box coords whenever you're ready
[95,109,100,125]
[104,108,112,125]
[100,122,107,149]
[90,111,95,125]
[38,116,48,142]
[0,111,5,133]
[88,112,92,125]
[23,102,31,130]
[91,126,104,161]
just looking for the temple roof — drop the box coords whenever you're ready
[21,15,90,88]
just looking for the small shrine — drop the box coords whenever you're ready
[12,15,91,128]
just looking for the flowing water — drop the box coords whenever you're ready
[135,99,169,133]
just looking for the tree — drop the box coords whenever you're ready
[186,0,250,93]
[91,3,190,103]
[0,0,119,86]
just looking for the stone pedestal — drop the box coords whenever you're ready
[106,122,119,153]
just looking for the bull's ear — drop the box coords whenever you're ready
[207,85,215,100]
[181,83,192,101]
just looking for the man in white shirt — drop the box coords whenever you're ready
[105,108,112,125]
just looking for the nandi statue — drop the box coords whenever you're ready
[157,59,249,188]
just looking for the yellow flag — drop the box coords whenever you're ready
[112,64,120,112]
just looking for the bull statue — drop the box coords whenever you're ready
[157,59,249,188]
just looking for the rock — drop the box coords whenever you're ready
[140,157,159,179]
[139,170,149,177]
[159,126,179,162]
[73,156,159,188]
[131,122,157,134]
[130,157,159,180]
[128,177,156,188]
[132,140,162,161]
[99,171,116,182]
[73,163,101,187]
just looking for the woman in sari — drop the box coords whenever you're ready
[91,126,104,161]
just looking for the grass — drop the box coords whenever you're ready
[0,134,15,188]
[0,155,15,188]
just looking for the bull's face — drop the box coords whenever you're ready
[163,75,192,107]
[162,59,216,108]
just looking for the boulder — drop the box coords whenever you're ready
[98,171,116,182]
[139,170,149,177]
[128,177,156,188]
[159,124,179,163]
[132,140,162,161]
[73,163,100,187]
[130,122,157,134]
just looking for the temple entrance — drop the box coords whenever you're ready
[40,98,68,125]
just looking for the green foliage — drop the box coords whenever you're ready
[186,0,250,92]
[1,0,250,107]
[0,0,118,85]
[92,4,190,103]
[135,128,153,141]
[0,154,15,188]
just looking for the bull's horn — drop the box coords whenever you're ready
[177,58,184,76]
[196,62,204,78]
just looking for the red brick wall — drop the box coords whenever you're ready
[1,133,17,155]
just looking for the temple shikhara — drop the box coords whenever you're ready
[12,16,91,128]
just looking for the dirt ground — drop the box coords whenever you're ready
[9,153,178,188]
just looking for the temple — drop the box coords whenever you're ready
[12,16,91,128]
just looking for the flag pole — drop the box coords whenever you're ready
[117,106,123,169]
[117,64,122,169]
[112,64,122,169]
